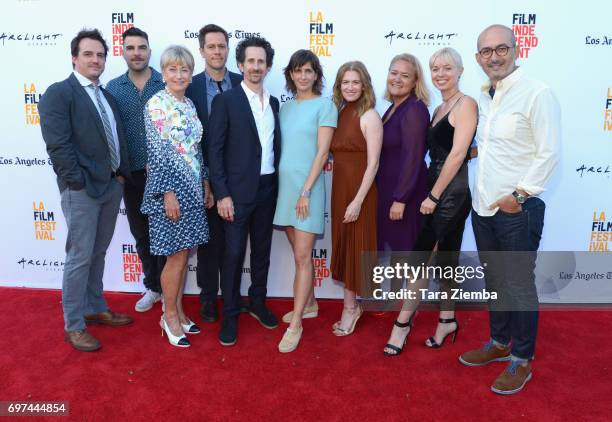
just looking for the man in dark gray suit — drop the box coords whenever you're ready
[186,24,243,323]
[39,29,133,352]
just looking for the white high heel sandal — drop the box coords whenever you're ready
[160,317,191,348]
[181,319,201,334]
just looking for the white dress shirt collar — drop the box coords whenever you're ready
[240,81,275,175]
[241,81,270,110]
[73,70,102,88]
[481,66,524,95]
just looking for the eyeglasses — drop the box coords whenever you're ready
[478,44,514,59]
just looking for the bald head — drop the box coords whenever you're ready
[477,24,516,50]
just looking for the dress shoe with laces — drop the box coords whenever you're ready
[64,329,101,352]
[459,340,511,366]
[491,361,532,395]
[85,311,133,326]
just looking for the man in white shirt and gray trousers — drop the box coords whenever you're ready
[459,24,561,395]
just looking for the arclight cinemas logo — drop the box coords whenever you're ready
[17,257,64,271]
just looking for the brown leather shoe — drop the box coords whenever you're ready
[84,311,133,326]
[459,340,511,366]
[491,361,532,395]
[64,329,101,352]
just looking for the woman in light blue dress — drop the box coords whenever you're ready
[273,49,337,353]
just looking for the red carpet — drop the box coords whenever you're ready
[0,287,610,421]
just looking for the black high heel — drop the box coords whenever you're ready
[383,314,415,357]
[425,317,459,348]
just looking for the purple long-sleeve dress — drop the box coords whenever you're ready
[376,96,429,251]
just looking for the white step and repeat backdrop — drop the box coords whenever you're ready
[1,0,611,301]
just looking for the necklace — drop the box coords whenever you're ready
[165,87,185,103]
[442,90,461,103]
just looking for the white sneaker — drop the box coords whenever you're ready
[135,289,161,312]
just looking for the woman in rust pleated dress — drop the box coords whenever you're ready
[329,61,383,336]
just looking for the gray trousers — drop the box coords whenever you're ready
[60,179,123,331]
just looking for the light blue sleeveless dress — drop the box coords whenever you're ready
[273,97,338,234]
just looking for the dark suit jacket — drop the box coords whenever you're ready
[38,73,130,198]
[186,69,243,136]
[208,85,281,204]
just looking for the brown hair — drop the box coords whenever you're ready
[332,61,376,117]
[284,49,323,95]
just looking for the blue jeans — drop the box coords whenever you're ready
[471,197,545,360]
[60,180,123,331]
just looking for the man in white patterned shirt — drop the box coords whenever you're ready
[458,24,561,395]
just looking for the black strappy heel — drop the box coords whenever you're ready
[425,318,459,349]
[383,314,415,357]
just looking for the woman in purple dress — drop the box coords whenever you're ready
[376,53,430,253]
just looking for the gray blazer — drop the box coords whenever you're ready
[39,73,130,198]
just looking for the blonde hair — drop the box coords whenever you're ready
[383,53,430,106]
[429,47,463,71]
[332,61,376,117]
[160,45,195,73]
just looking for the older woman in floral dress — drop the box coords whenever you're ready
[142,45,211,348]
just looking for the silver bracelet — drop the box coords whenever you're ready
[300,189,311,198]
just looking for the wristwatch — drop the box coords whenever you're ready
[512,190,527,204]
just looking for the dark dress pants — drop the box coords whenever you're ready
[197,204,224,303]
[221,174,277,318]
[472,197,545,360]
[123,169,165,293]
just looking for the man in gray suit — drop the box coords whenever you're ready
[39,29,133,352]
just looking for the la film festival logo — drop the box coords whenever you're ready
[511,13,538,59]
[110,12,134,56]
[33,201,57,241]
[312,248,330,287]
[604,88,612,131]
[590,211,611,252]
[309,11,334,57]
[24,83,41,125]
[122,244,143,283]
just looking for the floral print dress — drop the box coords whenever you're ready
[141,89,209,256]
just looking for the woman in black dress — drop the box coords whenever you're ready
[383,47,478,356]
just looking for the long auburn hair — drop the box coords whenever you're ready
[332,61,376,117]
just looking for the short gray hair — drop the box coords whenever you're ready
[429,47,463,71]
[160,45,195,73]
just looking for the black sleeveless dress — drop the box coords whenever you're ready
[413,102,472,252]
